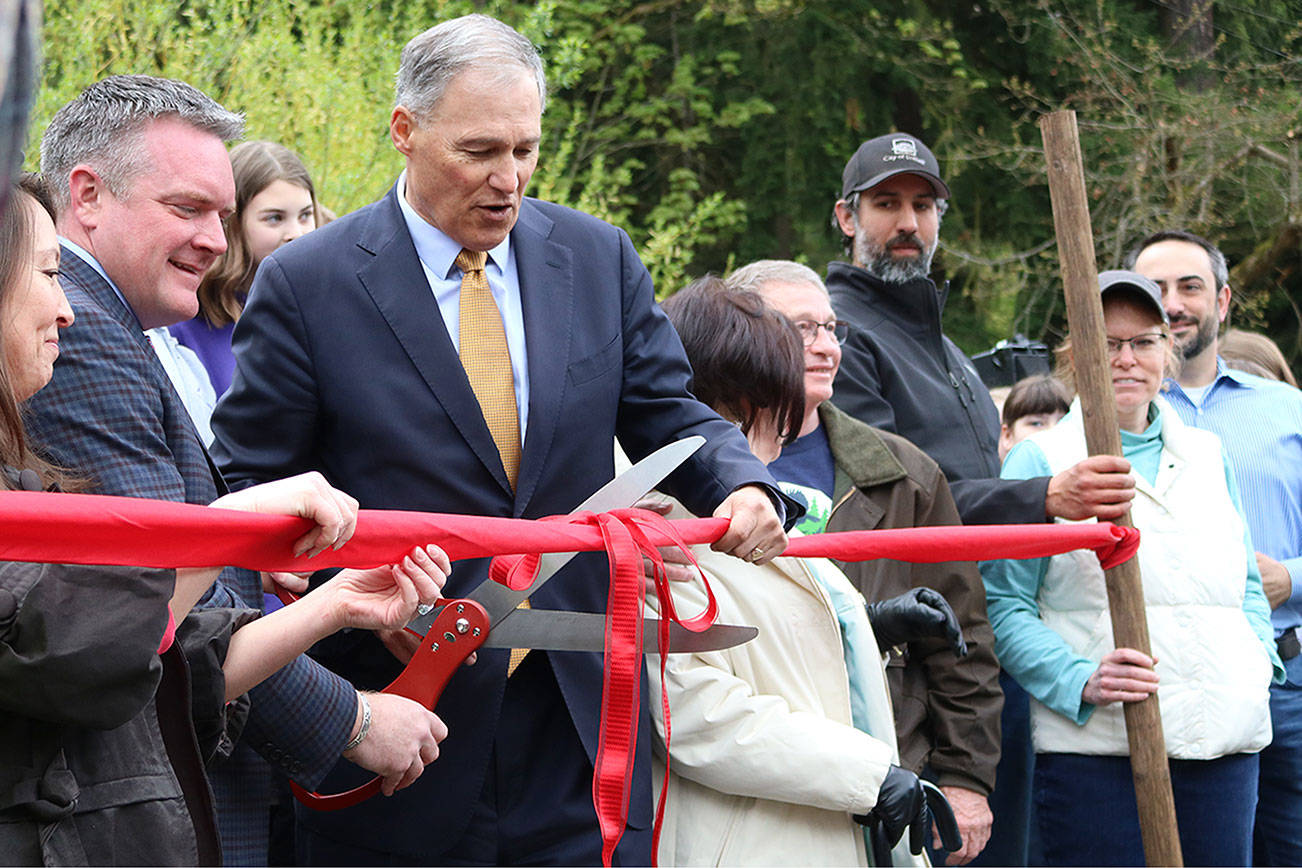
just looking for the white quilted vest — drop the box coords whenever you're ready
[1029,399,1273,758]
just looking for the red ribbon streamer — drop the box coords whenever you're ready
[0,489,1139,571]
[486,508,717,865]
[0,490,1139,865]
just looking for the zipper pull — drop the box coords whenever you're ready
[959,372,977,403]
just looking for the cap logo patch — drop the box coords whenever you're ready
[891,138,917,157]
[884,137,925,165]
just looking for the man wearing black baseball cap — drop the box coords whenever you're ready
[824,132,1138,866]
[834,134,949,282]
[828,131,1134,527]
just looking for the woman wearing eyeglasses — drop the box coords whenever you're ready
[981,270,1282,866]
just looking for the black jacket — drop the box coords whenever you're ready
[826,261,1049,525]
[0,553,252,865]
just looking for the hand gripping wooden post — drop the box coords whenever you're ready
[1039,110,1183,867]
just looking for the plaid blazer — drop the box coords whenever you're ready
[24,248,357,864]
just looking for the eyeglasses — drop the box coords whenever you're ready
[1105,333,1168,358]
[793,319,849,346]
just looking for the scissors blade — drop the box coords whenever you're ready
[483,608,757,653]
[406,435,705,636]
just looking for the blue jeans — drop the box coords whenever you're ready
[1254,651,1302,865]
[1035,752,1258,866]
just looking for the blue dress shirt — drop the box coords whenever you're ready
[395,171,530,441]
[1164,360,1302,634]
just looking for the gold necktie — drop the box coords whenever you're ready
[456,248,521,488]
[455,249,530,674]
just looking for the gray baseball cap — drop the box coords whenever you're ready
[841,132,951,200]
[1098,270,1170,325]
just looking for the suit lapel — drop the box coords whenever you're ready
[58,245,223,501]
[354,189,516,498]
[513,202,573,514]
[59,247,148,347]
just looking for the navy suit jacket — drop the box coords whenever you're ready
[24,249,358,862]
[211,188,787,859]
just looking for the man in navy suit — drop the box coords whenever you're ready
[26,75,448,865]
[211,13,793,865]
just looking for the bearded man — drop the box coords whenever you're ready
[826,132,1133,527]
[825,132,1138,866]
[1127,230,1302,867]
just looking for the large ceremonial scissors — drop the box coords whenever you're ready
[293,436,757,810]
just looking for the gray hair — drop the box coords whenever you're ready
[40,74,243,212]
[395,14,547,119]
[728,259,828,296]
[1122,229,1230,290]
[834,189,949,258]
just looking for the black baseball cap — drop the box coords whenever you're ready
[841,132,951,200]
[1098,270,1170,325]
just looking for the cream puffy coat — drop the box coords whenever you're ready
[645,499,927,867]
[1028,401,1274,758]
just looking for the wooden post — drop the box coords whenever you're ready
[1039,110,1184,868]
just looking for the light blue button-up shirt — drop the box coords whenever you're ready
[1164,360,1302,634]
[395,171,530,441]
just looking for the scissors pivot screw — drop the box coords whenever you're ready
[455,618,470,634]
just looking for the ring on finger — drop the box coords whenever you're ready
[747,546,765,562]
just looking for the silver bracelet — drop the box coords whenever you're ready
[342,692,372,752]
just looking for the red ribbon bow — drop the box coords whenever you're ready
[490,509,717,865]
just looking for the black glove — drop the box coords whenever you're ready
[854,765,932,856]
[865,587,967,657]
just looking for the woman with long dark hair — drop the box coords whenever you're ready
[646,277,942,866]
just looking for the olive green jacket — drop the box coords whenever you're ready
[821,402,1003,795]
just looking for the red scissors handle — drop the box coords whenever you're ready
[289,599,490,811]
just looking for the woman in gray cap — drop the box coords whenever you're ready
[980,270,1281,866]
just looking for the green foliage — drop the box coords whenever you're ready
[28,0,1302,371]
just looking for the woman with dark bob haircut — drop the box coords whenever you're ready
[0,175,449,865]
[645,276,932,866]
[662,276,805,457]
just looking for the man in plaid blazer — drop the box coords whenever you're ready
[25,75,445,865]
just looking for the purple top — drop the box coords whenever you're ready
[169,316,237,395]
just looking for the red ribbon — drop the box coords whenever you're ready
[157,605,177,654]
[0,489,1139,571]
[488,509,716,865]
[0,490,1139,865]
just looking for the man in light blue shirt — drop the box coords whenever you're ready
[1127,229,1302,866]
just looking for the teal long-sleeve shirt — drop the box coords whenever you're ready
[980,406,1283,728]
